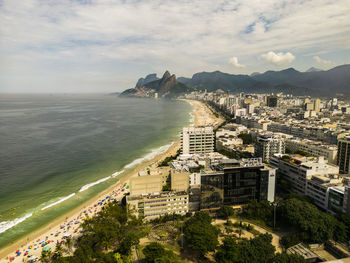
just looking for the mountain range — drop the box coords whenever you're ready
[120,64,350,98]
[120,71,192,98]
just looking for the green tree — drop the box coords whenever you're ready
[40,251,52,263]
[64,238,73,254]
[278,198,346,244]
[274,253,306,263]
[114,252,124,263]
[142,242,176,263]
[162,184,171,191]
[217,205,235,219]
[242,200,274,226]
[215,234,275,263]
[184,212,218,256]
[118,232,140,255]
[53,244,64,259]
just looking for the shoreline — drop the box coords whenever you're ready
[0,99,223,262]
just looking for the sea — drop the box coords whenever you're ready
[0,94,192,249]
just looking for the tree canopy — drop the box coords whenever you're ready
[183,211,219,257]
[278,198,346,244]
[217,205,235,219]
[142,242,177,263]
[215,234,305,263]
[51,201,145,263]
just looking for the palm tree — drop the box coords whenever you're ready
[40,251,52,263]
[64,238,73,254]
[53,244,64,259]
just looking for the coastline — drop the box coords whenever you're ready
[0,99,223,262]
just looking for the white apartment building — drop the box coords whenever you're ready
[189,173,201,187]
[270,155,350,213]
[254,134,285,163]
[127,191,189,220]
[305,174,342,211]
[181,126,214,154]
[270,155,339,195]
[285,138,338,164]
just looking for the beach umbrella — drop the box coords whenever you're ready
[43,246,51,252]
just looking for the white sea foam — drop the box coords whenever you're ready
[79,176,111,192]
[41,193,76,211]
[124,142,174,169]
[112,170,124,177]
[0,212,33,234]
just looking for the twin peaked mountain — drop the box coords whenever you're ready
[120,71,192,98]
[120,64,350,98]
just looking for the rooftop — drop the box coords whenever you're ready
[127,191,188,201]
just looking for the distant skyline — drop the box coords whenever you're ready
[1,0,350,93]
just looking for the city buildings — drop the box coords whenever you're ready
[337,134,350,174]
[200,158,276,210]
[285,137,338,164]
[270,154,350,214]
[267,96,278,107]
[254,134,285,163]
[129,91,350,220]
[181,126,215,154]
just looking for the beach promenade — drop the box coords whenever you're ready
[0,99,223,263]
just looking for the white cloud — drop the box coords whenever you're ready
[0,0,349,92]
[260,51,295,66]
[229,57,246,68]
[313,56,333,64]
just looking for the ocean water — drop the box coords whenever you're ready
[0,94,192,248]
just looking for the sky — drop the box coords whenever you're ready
[0,0,350,93]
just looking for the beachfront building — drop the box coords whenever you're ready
[337,134,350,174]
[254,134,285,163]
[181,126,214,154]
[127,191,189,220]
[285,137,338,164]
[130,167,171,196]
[200,159,276,210]
[171,172,190,192]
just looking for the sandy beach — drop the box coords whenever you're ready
[0,99,223,263]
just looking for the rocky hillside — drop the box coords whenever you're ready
[120,71,192,98]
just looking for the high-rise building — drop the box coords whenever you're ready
[254,134,285,163]
[267,96,278,107]
[337,134,350,174]
[181,127,214,154]
[314,98,321,112]
[200,159,276,209]
[304,102,314,111]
